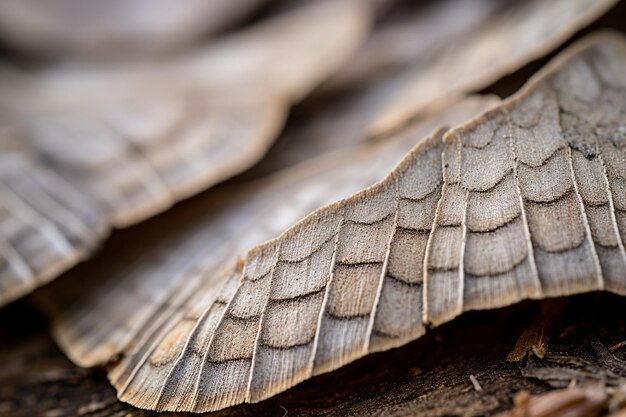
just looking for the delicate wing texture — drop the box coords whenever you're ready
[0,0,371,306]
[39,96,498,411]
[83,33,626,412]
[425,32,626,324]
[369,0,618,136]
[0,0,267,58]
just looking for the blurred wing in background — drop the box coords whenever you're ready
[369,0,618,136]
[0,0,372,306]
[257,0,618,173]
[0,137,106,304]
[0,0,269,59]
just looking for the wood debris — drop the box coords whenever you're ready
[494,385,609,417]
[508,315,549,362]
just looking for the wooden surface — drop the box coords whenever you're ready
[1,292,624,416]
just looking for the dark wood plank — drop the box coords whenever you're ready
[0,293,623,417]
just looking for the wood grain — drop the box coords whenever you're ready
[3,293,625,416]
